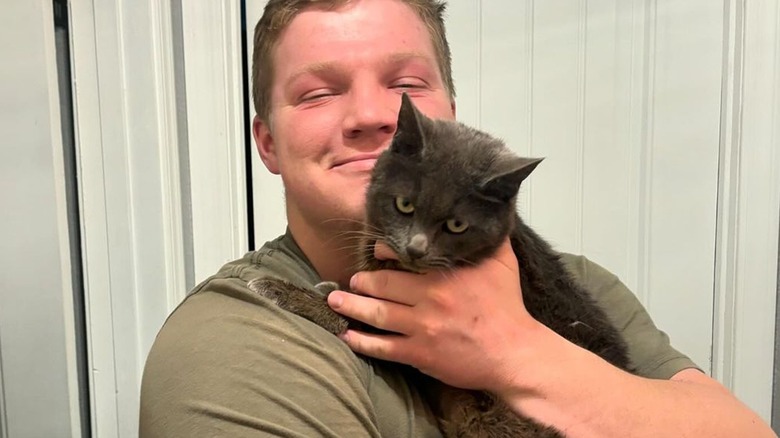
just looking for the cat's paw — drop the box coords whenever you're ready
[314,281,340,295]
[248,278,350,336]
[248,278,286,304]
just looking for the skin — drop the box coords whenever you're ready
[255,0,776,436]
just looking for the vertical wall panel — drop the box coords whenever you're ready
[580,0,632,281]
[480,0,535,216]
[529,1,587,252]
[728,0,780,420]
[446,1,481,129]
[644,0,722,368]
[182,1,249,282]
[444,0,721,371]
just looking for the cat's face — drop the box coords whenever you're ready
[366,94,542,270]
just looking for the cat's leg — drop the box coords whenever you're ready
[432,386,564,438]
[248,278,349,335]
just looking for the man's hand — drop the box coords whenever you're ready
[327,238,544,392]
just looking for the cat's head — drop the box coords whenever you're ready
[366,94,543,270]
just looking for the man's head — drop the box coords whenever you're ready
[251,0,455,125]
[250,0,458,267]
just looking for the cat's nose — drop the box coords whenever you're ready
[406,234,428,259]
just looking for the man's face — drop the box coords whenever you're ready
[254,0,455,236]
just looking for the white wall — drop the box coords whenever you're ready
[449,0,725,372]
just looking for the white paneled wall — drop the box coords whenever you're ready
[448,0,722,372]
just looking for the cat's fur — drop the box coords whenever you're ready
[249,94,632,437]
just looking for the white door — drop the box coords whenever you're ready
[0,0,83,436]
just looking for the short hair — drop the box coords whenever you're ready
[251,0,455,123]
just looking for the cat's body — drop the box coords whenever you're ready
[250,94,631,437]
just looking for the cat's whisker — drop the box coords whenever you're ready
[332,243,370,254]
[330,231,385,242]
[321,217,368,226]
[321,218,383,234]
[438,267,458,283]
[456,257,477,266]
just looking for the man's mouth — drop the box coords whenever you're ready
[331,154,380,172]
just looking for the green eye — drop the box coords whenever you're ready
[395,196,415,214]
[445,219,469,234]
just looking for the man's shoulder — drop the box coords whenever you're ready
[558,252,620,292]
[154,233,350,370]
[556,252,700,378]
[140,277,381,435]
[191,232,321,296]
[141,233,442,436]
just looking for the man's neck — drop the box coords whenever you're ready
[288,216,361,289]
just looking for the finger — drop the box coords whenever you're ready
[373,241,398,261]
[328,290,416,334]
[339,329,412,364]
[350,270,423,305]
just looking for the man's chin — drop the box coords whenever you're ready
[317,203,367,231]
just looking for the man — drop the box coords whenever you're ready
[140,0,775,436]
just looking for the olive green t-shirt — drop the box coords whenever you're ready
[139,231,698,437]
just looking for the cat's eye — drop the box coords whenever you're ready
[445,219,469,234]
[395,196,415,214]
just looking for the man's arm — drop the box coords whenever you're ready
[327,240,776,438]
[492,320,774,438]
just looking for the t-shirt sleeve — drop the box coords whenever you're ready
[560,254,701,380]
[139,276,381,438]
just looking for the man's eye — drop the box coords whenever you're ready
[392,83,422,89]
[391,78,426,90]
[301,90,336,102]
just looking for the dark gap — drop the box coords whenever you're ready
[241,0,256,251]
[772,213,780,433]
[53,0,91,436]
[0,332,8,436]
[171,0,196,290]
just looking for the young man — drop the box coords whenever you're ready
[140,0,775,436]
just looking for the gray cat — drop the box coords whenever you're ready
[250,94,631,437]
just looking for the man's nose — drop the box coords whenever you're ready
[342,88,398,140]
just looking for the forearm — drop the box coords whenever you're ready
[499,325,776,438]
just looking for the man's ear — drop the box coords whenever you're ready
[253,115,280,175]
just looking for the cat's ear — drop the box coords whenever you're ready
[480,156,544,202]
[390,93,425,157]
